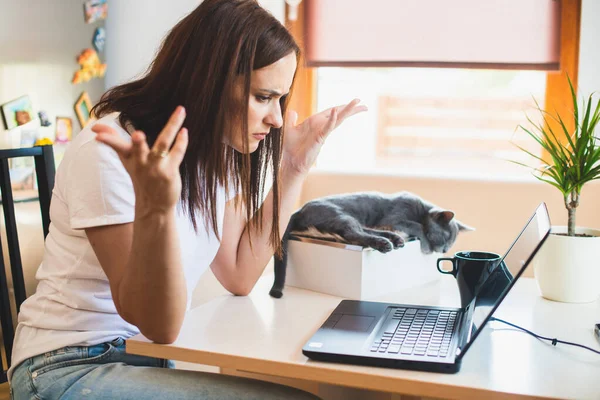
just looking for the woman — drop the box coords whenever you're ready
[10,0,365,398]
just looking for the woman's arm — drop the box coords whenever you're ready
[89,107,189,343]
[210,163,305,296]
[86,209,184,344]
[211,100,367,294]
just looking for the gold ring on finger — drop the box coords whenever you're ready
[150,148,169,158]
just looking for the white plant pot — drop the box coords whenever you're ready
[533,226,600,303]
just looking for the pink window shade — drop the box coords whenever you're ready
[304,0,561,70]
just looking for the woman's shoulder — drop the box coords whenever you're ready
[72,113,129,148]
[57,114,131,181]
[64,114,128,161]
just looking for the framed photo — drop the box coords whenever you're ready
[0,95,35,130]
[83,0,107,24]
[93,27,106,53]
[74,92,93,128]
[55,116,73,143]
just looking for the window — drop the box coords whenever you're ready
[315,67,546,178]
[287,0,580,179]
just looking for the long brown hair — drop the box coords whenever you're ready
[93,0,300,253]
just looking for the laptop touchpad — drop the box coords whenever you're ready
[334,315,375,332]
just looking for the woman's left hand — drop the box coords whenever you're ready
[282,99,367,175]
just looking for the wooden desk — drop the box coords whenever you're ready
[127,276,600,399]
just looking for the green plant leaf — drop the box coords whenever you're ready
[511,75,600,230]
[554,111,576,156]
[511,142,547,165]
[568,76,578,129]
[529,100,573,169]
[534,174,567,193]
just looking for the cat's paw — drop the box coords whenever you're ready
[372,238,394,253]
[389,234,405,249]
[420,241,433,254]
[269,288,283,298]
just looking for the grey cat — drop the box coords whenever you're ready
[269,191,473,298]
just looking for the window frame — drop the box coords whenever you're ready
[286,0,581,162]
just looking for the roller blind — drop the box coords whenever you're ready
[304,0,561,70]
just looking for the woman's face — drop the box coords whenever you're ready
[226,52,297,153]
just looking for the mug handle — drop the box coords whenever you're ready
[437,257,456,275]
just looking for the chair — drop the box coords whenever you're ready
[0,145,55,383]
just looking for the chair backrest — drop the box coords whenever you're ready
[0,145,55,382]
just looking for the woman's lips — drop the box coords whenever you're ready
[252,133,267,140]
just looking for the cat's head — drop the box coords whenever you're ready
[423,209,474,254]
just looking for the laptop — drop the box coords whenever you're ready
[302,203,551,373]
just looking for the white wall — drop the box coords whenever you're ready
[105,0,285,89]
[578,0,600,98]
[104,0,201,88]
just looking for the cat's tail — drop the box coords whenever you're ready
[269,215,295,298]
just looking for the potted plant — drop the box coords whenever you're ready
[514,77,600,303]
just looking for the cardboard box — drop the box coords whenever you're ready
[285,236,440,299]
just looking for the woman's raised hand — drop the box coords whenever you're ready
[282,99,367,175]
[92,106,188,216]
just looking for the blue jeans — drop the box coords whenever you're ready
[11,337,320,399]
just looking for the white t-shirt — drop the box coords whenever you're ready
[9,114,231,380]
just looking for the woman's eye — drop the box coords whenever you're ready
[255,95,271,103]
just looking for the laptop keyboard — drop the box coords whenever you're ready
[370,308,458,358]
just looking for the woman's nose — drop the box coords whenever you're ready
[265,106,283,128]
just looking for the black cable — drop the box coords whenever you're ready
[489,316,600,355]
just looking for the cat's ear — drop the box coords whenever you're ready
[430,209,455,224]
[456,220,476,231]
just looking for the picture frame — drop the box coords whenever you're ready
[0,95,35,130]
[55,116,73,143]
[74,92,93,128]
[83,0,108,24]
[93,27,106,53]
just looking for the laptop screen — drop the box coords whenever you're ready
[459,203,551,354]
